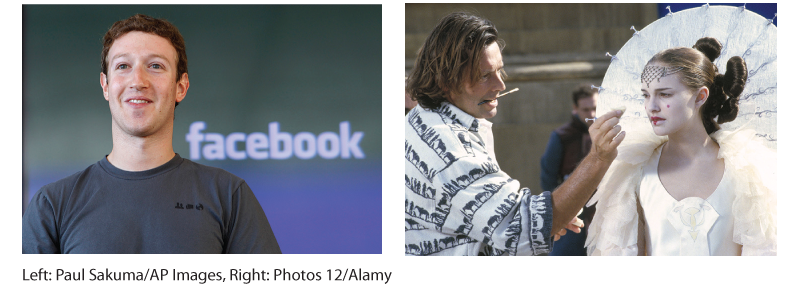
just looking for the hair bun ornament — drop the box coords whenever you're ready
[706,74,726,117]
[724,56,748,97]
[692,37,722,62]
[718,94,740,124]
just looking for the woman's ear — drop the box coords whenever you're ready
[695,86,709,108]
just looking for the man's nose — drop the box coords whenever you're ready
[130,66,149,90]
[493,72,505,92]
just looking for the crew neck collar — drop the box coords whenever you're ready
[99,153,183,180]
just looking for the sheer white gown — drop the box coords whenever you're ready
[638,145,742,256]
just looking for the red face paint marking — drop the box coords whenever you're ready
[667,105,670,108]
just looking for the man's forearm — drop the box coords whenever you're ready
[550,151,612,234]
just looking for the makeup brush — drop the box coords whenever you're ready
[585,106,627,122]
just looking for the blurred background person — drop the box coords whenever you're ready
[540,83,596,256]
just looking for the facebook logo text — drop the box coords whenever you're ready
[186,121,364,160]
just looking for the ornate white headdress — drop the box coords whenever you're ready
[596,5,777,149]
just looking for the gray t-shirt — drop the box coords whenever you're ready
[22,154,281,254]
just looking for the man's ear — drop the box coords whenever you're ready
[100,73,110,101]
[175,73,189,103]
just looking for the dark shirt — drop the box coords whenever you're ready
[541,114,592,191]
[22,154,281,254]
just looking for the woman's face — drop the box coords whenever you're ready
[641,65,705,136]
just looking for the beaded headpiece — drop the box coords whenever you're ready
[641,65,684,87]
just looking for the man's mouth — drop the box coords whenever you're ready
[126,98,152,104]
[478,98,496,106]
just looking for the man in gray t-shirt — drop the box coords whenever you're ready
[22,14,280,254]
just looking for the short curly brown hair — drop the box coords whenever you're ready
[101,14,187,107]
[572,84,597,106]
[406,12,504,110]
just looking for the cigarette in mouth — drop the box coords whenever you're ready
[498,87,519,98]
[478,88,519,105]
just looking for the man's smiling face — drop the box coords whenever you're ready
[101,31,189,138]
[445,42,505,119]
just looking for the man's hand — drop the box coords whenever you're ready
[553,210,585,241]
[550,109,624,240]
[588,109,626,163]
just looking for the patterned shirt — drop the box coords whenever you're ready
[405,102,554,255]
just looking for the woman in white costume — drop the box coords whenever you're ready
[585,37,776,256]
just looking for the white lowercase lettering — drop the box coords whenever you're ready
[186,121,364,160]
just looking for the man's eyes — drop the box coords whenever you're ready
[480,70,502,81]
[114,63,164,70]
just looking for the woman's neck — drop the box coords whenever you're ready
[663,120,718,159]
